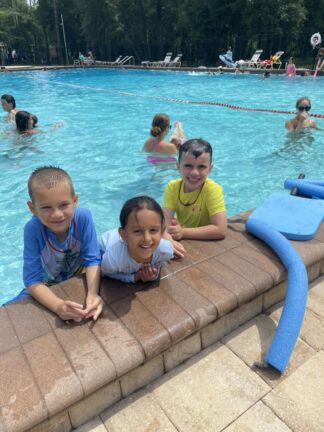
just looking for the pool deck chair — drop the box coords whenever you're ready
[236,49,263,69]
[247,49,263,68]
[265,51,285,69]
[118,55,135,65]
[152,52,173,67]
[166,54,183,67]
[96,55,123,66]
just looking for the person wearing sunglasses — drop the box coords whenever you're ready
[285,97,319,132]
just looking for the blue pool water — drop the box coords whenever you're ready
[1,68,324,303]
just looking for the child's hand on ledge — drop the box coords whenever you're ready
[135,265,158,282]
[85,293,104,321]
[56,299,88,321]
[168,218,183,240]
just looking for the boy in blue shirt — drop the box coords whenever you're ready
[22,166,103,321]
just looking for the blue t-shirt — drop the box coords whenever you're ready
[99,228,173,283]
[23,208,101,288]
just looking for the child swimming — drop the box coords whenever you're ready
[15,110,38,134]
[100,196,174,283]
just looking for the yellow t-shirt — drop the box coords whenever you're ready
[163,178,226,227]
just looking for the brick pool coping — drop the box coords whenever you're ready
[1,212,324,432]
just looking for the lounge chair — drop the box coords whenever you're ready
[118,55,135,65]
[73,56,94,67]
[166,54,182,67]
[96,55,123,66]
[83,57,95,66]
[247,49,263,68]
[265,51,284,69]
[152,52,173,67]
[237,49,263,68]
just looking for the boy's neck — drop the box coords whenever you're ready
[182,179,205,193]
[54,230,69,243]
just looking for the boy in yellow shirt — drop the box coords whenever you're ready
[163,139,227,253]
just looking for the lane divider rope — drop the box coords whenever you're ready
[32,76,324,118]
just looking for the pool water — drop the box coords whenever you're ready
[1,68,324,303]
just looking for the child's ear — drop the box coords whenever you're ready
[73,194,78,206]
[176,162,180,171]
[118,227,127,241]
[209,163,214,172]
[27,200,36,215]
[161,225,166,235]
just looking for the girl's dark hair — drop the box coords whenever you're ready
[1,94,16,108]
[15,110,31,133]
[31,114,38,126]
[150,113,170,137]
[120,196,164,228]
[179,138,213,163]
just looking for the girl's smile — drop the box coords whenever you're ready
[119,208,164,263]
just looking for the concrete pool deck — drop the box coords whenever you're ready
[1,212,324,431]
[0,63,319,76]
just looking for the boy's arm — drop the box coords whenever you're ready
[84,265,103,320]
[24,220,86,321]
[176,211,227,240]
[28,283,87,321]
[78,209,103,320]
[163,208,186,258]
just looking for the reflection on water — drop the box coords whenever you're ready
[276,129,316,157]
[0,127,41,160]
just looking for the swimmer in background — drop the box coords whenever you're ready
[285,57,296,77]
[285,97,321,132]
[16,110,38,135]
[315,47,324,73]
[1,94,19,122]
[143,113,186,164]
[262,71,271,79]
[143,113,186,154]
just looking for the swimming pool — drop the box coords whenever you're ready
[1,68,324,303]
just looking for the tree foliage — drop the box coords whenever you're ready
[0,0,321,65]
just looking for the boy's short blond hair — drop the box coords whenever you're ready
[28,166,75,202]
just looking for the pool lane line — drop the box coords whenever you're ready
[31,76,324,118]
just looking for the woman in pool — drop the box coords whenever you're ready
[285,97,320,132]
[15,110,38,134]
[143,113,186,164]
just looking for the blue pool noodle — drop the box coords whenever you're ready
[284,179,324,199]
[245,218,307,372]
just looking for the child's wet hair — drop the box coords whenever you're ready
[178,138,213,163]
[15,110,32,132]
[31,114,38,126]
[28,166,75,202]
[150,113,170,137]
[1,94,16,108]
[120,196,165,228]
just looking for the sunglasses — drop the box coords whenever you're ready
[297,106,311,112]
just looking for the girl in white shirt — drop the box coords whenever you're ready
[100,196,173,283]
